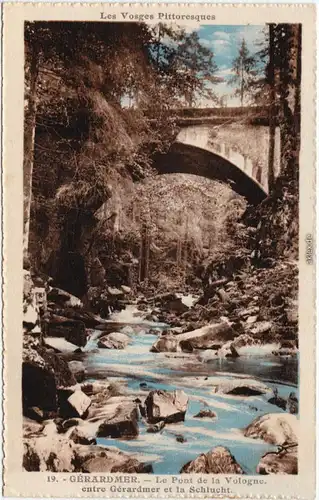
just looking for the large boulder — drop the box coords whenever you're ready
[164,298,189,314]
[60,389,91,419]
[64,323,87,347]
[69,427,96,445]
[244,413,298,445]
[231,334,256,350]
[47,307,101,328]
[150,336,178,353]
[193,409,217,419]
[22,338,76,415]
[98,332,130,349]
[94,399,139,439]
[80,380,118,398]
[44,337,80,354]
[77,447,153,473]
[107,287,124,298]
[23,433,76,472]
[23,431,151,472]
[181,446,244,474]
[213,378,272,397]
[257,445,298,475]
[178,323,235,351]
[268,395,287,411]
[47,287,83,308]
[45,317,87,347]
[144,389,188,424]
[152,292,189,314]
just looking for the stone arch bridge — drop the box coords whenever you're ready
[154,108,280,205]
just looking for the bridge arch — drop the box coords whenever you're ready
[154,125,271,205]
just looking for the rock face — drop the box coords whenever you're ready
[181,446,244,474]
[150,336,178,353]
[98,332,130,349]
[213,378,272,397]
[95,400,139,439]
[244,413,298,445]
[144,390,188,424]
[22,338,76,415]
[257,445,298,475]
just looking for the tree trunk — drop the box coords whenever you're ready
[144,229,150,283]
[139,224,150,282]
[23,44,39,263]
[267,23,276,192]
[240,63,244,107]
[277,24,302,181]
[176,238,182,267]
[138,236,143,283]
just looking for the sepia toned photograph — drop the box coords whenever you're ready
[21,19,301,479]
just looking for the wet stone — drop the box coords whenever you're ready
[144,389,188,424]
[181,446,244,474]
[193,409,217,419]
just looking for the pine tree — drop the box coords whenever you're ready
[229,38,256,106]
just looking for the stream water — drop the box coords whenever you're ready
[71,304,298,475]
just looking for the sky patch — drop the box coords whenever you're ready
[195,25,266,106]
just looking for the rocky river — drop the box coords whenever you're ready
[60,302,298,475]
[23,279,299,475]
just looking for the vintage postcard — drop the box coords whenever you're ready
[2,2,316,499]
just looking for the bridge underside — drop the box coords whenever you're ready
[154,143,267,205]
